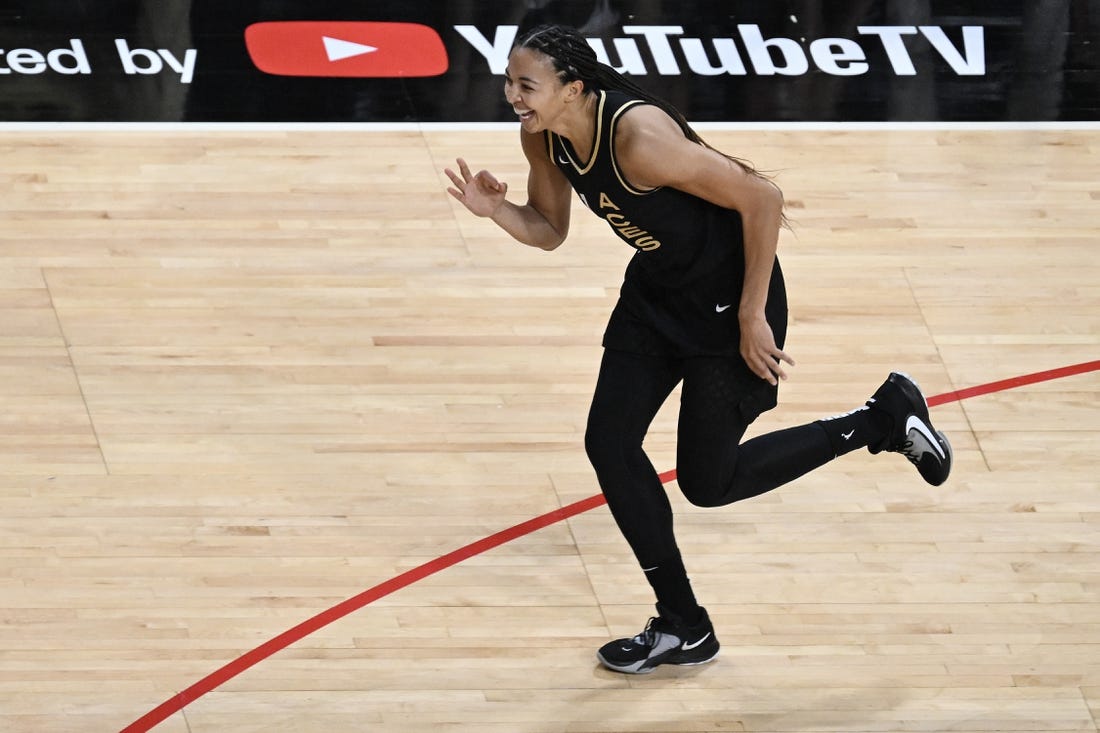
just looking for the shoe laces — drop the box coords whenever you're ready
[895,438,922,466]
[630,617,661,647]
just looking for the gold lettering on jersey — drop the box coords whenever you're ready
[598,193,661,251]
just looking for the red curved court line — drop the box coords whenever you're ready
[122,360,1099,732]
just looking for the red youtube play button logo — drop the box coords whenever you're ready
[245,21,448,77]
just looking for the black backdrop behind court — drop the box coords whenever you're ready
[0,0,1097,122]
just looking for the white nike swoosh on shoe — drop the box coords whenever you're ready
[681,632,712,651]
[905,415,946,459]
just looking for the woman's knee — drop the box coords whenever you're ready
[677,460,775,508]
[584,421,635,473]
[583,423,607,466]
[675,466,727,508]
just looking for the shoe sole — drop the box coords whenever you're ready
[926,428,953,486]
[596,649,720,675]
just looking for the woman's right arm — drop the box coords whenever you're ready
[444,129,572,251]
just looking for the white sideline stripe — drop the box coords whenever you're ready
[1,121,1099,132]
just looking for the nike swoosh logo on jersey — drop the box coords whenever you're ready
[558,155,570,165]
[905,415,946,460]
[715,304,732,313]
[681,632,712,651]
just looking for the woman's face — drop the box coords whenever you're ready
[503,46,578,133]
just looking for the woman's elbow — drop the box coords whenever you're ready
[761,179,785,216]
[540,235,566,251]
[535,224,568,251]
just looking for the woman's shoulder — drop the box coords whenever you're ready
[613,101,682,147]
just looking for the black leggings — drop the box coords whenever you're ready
[584,348,836,570]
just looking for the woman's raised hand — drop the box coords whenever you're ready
[444,158,508,218]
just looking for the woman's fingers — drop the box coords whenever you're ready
[445,159,479,202]
[446,159,504,197]
[748,348,793,386]
[444,158,472,193]
[476,170,499,190]
[742,319,794,386]
[768,354,789,383]
[457,157,473,181]
[476,170,507,194]
[761,348,795,384]
[444,159,506,218]
[755,356,780,386]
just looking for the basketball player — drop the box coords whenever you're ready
[444,24,952,675]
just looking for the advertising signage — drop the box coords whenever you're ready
[0,0,1096,122]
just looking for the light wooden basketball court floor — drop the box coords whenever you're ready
[0,124,1097,732]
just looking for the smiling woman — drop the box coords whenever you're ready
[0,119,1093,731]
[443,23,953,676]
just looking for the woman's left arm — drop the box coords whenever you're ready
[615,108,793,385]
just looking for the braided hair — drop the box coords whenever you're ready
[514,23,779,192]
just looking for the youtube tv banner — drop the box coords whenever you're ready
[0,0,1097,122]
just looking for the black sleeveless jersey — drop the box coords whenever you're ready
[546,89,787,358]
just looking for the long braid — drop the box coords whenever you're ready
[514,24,781,193]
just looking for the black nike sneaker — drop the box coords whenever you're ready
[596,605,719,674]
[866,372,953,486]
